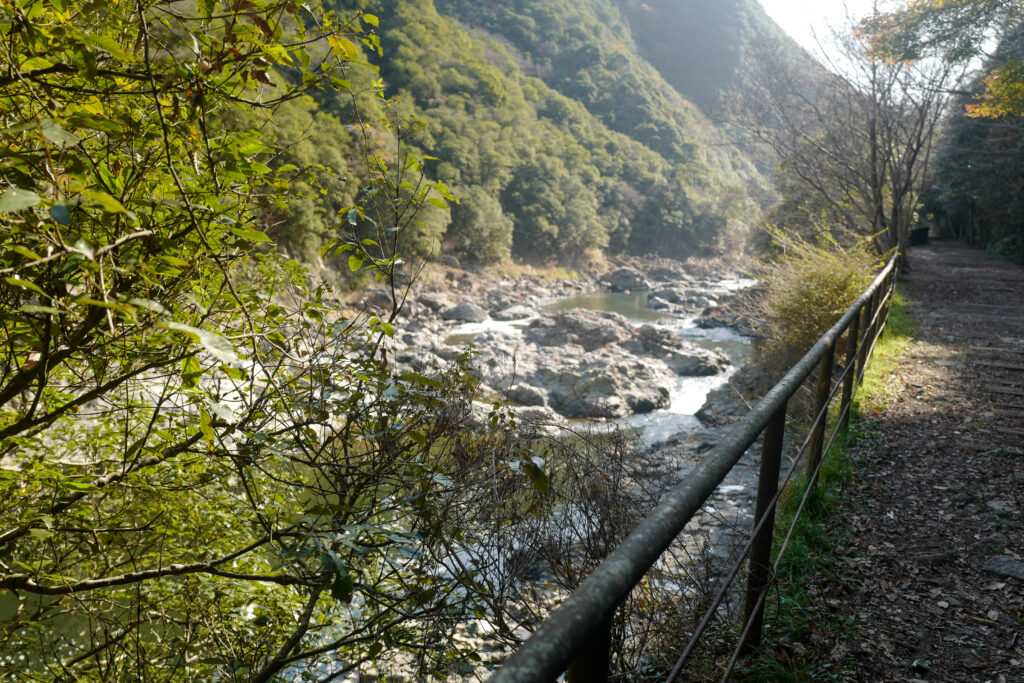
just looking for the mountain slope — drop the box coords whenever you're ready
[292,0,807,264]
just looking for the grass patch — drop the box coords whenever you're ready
[734,282,916,681]
[855,285,917,415]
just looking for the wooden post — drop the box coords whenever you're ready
[806,342,835,480]
[566,612,613,683]
[855,289,878,384]
[838,308,861,434]
[741,401,787,654]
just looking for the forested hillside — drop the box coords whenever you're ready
[271,0,807,264]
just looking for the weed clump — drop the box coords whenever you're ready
[750,229,881,385]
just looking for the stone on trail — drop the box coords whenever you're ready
[982,556,1024,582]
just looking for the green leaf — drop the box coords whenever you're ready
[348,254,363,272]
[40,119,80,148]
[128,298,168,315]
[18,304,60,315]
[10,245,43,260]
[79,34,134,61]
[181,355,202,389]
[79,189,127,214]
[199,408,215,444]
[66,112,125,134]
[49,203,72,225]
[0,188,41,212]
[521,460,550,494]
[330,572,354,602]
[209,402,235,423]
[362,13,379,27]
[399,372,443,390]
[230,227,272,243]
[4,277,45,296]
[165,322,239,364]
[327,35,358,60]
[62,480,99,493]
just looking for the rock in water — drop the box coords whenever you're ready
[525,309,633,351]
[532,345,673,418]
[492,304,535,321]
[601,266,650,292]
[442,301,488,322]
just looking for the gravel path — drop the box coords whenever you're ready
[802,240,1024,682]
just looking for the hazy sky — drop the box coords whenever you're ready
[758,0,890,54]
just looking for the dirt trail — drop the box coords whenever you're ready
[805,240,1024,682]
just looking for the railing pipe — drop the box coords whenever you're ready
[489,256,897,683]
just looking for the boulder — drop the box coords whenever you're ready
[695,383,747,426]
[647,296,673,311]
[492,304,536,321]
[525,309,633,351]
[442,301,489,323]
[631,324,729,376]
[362,288,393,309]
[532,345,673,419]
[647,265,692,282]
[419,292,450,311]
[467,333,537,392]
[663,345,731,376]
[507,384,548,407]
[601,266,650,292]
[651,285,687,304]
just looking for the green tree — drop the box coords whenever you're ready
[446,184,514,262]
[0,1,525,680]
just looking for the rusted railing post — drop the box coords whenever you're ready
[855,289,878,384]
[565,612,612,683]
[806,342,836,480]
[741,401,787,654]
[838,308,861,434]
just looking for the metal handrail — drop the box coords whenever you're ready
[490,254,899,683]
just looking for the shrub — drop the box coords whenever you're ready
[750,228,881,382]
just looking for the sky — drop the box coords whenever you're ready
[758,0,889,55]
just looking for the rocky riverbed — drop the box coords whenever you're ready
[364,260,756,444]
